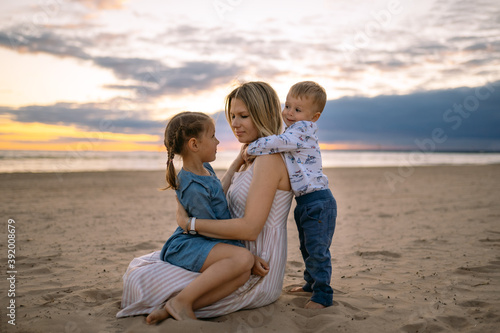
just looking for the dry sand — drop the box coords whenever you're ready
[1,165,499,332]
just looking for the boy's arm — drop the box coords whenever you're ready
[247,127,306,156]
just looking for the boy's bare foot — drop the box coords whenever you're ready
[165,298,197,320]
[305,300,325,309]
[146,307,171,325]
[287,286,311,295]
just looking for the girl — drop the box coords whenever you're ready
[158,111,269,321]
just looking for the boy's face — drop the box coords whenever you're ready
[282,93,321,127]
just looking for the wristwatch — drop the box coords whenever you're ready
[188,217,197,235]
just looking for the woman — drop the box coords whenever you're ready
[116,81,293,322]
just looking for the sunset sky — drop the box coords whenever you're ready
[1,0,499,152]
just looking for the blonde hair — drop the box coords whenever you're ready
[225,81,282,138]
[289,81,327,113]
[163,111,212,190]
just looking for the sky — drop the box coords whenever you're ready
[0,0,499,152]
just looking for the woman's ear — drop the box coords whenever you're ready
[187,137,199,151]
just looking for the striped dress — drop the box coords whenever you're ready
[116,162,293,318]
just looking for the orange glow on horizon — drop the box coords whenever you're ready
[0,117,162,152]
[0,141,163,152]
[1,118,381,152]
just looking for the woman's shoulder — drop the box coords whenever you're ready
[253,154,290,191]
[254,152,286,167]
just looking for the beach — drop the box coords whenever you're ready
[1,165,499,332]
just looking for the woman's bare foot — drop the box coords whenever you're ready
[305,300,325,309]
[165,298,197,320]
[146,306,171,325]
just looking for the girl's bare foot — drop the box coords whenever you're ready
[146,306,171,325]
[165,298,197,320]
[305,300,325,309]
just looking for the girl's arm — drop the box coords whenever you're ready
[177,154,286,241]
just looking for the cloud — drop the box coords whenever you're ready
[0,102,165,135]
[0,29,91,59]
[317,80,500,151]
[362,59,413,71]
[2,81,500,152]
[1,0,500,109]
[206,81,500,152]
[0,27,243,97]
[98,58,243,97]
[75,0,128,10]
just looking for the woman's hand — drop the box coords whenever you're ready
[176,197,189,231]
[251,255,270,277]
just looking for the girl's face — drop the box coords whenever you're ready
[229,98,259,144]
[198,121,219,163]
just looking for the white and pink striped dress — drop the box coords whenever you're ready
[116,162,293,318]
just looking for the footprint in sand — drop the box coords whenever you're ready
[116,241,156,252]
[455,258,500,274]
[356,250,401,259]
[458,300,489,307]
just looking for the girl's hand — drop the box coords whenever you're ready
[240,144,249,163]
[240,143,255,164]
[235,144,247,166]
[251,255,270,277]
[176,197,189,231]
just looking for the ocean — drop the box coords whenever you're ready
[1,150,500,173]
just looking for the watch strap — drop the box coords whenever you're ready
[190,217,196,233]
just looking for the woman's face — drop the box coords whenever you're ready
[229,98,260,143]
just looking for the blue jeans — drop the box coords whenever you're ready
[294,189,337,307]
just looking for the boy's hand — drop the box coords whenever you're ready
[252,255,270,277]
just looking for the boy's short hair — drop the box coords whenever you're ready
[289,81,327,113]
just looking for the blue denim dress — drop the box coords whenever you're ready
[160,163,244,272]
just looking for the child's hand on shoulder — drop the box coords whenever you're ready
[239,144,249,163]
[240,144,255,165]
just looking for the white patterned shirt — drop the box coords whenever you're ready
[247,120,329,197]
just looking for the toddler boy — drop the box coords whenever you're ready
[247,81,337,308]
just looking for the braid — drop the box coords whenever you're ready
[165,148,177,190]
